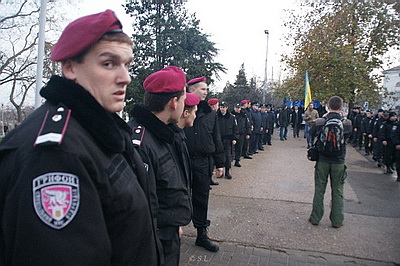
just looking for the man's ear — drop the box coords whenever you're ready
[61,60,77,81]
[169,97,178,111]
[182,109,189,118]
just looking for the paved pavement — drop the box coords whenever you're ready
[179,132,400,265]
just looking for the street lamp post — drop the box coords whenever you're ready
[35,0,48,109]
[1,104,4,137]
[262,30,269,104]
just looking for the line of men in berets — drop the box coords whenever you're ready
[347,106,400,181]
[205,99,279,181]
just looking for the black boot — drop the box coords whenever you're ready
[210,179,219,185]
[234,160,241,167]
[195,227,219,252]
[225,169,232,179]
[385,165,393,174]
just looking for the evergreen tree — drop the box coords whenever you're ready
[124,0,225,112]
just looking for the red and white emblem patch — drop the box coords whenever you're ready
[33,172,80,230]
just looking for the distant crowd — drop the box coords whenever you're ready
[208,98,400,183]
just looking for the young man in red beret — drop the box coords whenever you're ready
[185,76,225,252]
[0,10,160,265]
[207,98,219,112]
[217,101,239,179]
[179,92,200,129]
[128,66,192,265]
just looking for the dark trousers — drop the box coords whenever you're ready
[242,135,250,157]
[293,123,300,137]
[363,135,373,153]
[352,129,362,148]
[279,126,288,140]
[191,155,213,228]
[266,129,272,144]
[249,133,260,153]
[222,139,233,170]
[373,139,383,162]
[262,130,267,145]
[159,227,181,266]
[258,132,264,149]
[396,149,400,176]
[383,143,396,166]
[234,134,245,161]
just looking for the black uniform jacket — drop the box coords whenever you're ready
[250,109,263,133]
[379,120,396,143]
[184,101,225,168]
[231,110,251,135]
[0,76,159,266]
[265,111,275,130]
[217,111,239,141]
[391,121,400,146]
[361,116,373,134]
[372,117,385,138]
[128,105,192,237]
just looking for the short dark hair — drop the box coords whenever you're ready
[328,96,343,111]
[144,89,185,112]
[184,105,196,112]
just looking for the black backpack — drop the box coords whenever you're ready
[317,117,344,157]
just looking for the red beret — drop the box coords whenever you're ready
[51,10,123,62]
[187,76,206,86]
[240,100,248,105]
[207,98,219,105]
[185,93,200,107]
[143,66,186,93]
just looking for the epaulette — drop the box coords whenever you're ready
[34,105,71,146]
[131,126,145,147]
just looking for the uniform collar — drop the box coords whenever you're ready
[40,75,128,153]
[129,104,175,144]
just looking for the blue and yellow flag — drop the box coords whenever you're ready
[304,71,312,110]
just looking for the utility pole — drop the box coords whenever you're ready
[1,104,4,137]
[35,0,47,109]
[262,30,269,104]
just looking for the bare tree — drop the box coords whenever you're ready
[0,1,41,122]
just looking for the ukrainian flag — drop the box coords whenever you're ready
[304,71,312,110]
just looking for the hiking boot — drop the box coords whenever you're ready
[308,218,319,226]
[195,227,219,252]
[210,179,219,185]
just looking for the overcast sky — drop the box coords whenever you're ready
[2,0,398,106]
[76,0,297,91]
[0,0,299,105]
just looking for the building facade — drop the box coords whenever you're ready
[383,65,400,110]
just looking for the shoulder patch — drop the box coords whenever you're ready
[131,126,145,146]
[33,172,80,230]
[34,105,71,146]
